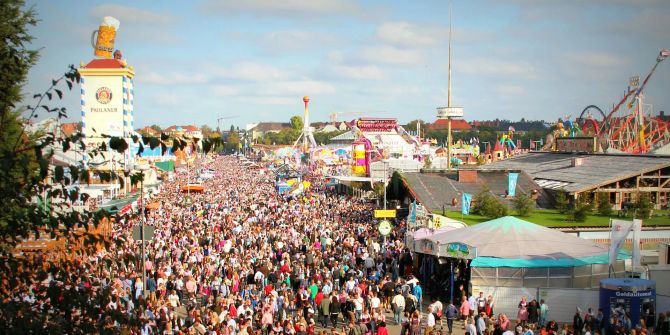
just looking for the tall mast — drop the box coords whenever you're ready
[448,0,452,108]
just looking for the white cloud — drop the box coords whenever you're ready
[90,4,175,24]
[140,72,208,85]
[266,80,336,95]
[458,58,538,79]
[376,22,441,47]
[238,96,295,105]
[213,62,288,81]
[565,51,629,68]
[201,0,361,18]
[151,93,180,107]
[332,65,385,80]
[262,30,337,53]
[361,45,422,65]
[211,85,240,96]
[495,84,525,95]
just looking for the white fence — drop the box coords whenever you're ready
[474,286,600,323]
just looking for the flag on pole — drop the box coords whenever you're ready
[632,219,642,269]
[610,219,633,265]
[462,193,472,215]
[508,172,519,197]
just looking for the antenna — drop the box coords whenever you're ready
[448,0,453,108]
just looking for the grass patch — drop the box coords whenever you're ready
[442,209,670,227]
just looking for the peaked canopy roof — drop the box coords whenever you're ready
[426,216,609,260]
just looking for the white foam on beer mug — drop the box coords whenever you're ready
[102,16,120,30]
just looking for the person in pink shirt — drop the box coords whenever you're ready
[460,297,471,329]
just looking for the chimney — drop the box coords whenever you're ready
[571,157,584,167]
[458,169,478,183]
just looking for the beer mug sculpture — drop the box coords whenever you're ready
[91,16,120,59]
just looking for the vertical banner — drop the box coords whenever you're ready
[610,219,633,265]
[408,200,417,227]
[508,172,519,197]
[632,219,642,269]
[462,193,472,215]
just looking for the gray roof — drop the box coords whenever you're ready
[402,170,551,211]
[480,152,670,193]
[330,130,355,142]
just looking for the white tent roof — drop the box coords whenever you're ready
[426,216,608,260]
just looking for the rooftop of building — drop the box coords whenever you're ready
[479,152,670,193]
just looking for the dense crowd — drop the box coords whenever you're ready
[2,155,667,335]
[0,155,415,334]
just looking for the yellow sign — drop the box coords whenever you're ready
[374,209,397,218]
[429,213,450,229]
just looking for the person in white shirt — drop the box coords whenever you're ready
[465,318,477,335]
[426,306,436,335]
[370,292,381,313]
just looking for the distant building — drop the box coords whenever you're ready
[60,122,80,137]
[482,152,670,210]
[136,126,160,137]
[427,119,472,132]
[317,124,340,133]
[163,125,202,139]
[248,122,291,140]
[471,119,548,134]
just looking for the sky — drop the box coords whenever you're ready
[24,0,670,129]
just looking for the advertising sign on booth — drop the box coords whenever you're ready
[378,220,392,236]
[374,209,397,218]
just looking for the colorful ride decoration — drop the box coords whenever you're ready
[499,126,517,150]
[351,137,372,176]
[576,48,670,153]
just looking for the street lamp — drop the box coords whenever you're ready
[135,163,150,298]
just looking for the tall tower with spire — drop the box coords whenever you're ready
[436,0,464,170]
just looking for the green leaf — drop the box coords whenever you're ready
[45,92,52,100]
[55,89,63,99]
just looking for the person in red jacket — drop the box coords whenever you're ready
[377,321,389,335]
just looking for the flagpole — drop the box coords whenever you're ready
[608,218,613,278]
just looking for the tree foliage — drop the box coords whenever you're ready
[513,192,535,216]
[554,189,570,214]
[290,115,303,131]
[472,186,508,218]
[596,192,613,216]
[633,192,653,219]
[567,194,593,222]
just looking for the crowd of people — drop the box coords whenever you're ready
[0,155,420,334]
[1,155,668,335]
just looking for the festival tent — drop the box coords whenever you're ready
[422,216,627,267]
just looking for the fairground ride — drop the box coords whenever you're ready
[578,48,670,154]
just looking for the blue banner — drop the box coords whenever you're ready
[408,200,417,226]
[461,193,472,215]
[508,172,519,197]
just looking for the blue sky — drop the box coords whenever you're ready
[25,0,670,129]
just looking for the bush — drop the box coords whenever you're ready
[596,192,613,216]
[634,193,653,219]
[554,190,569,214]
[567,195,593,222]
[513,192,535,216]
[473,186,508,218]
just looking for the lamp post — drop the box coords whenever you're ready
[383,160,388,210]
[135,163,151,298]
